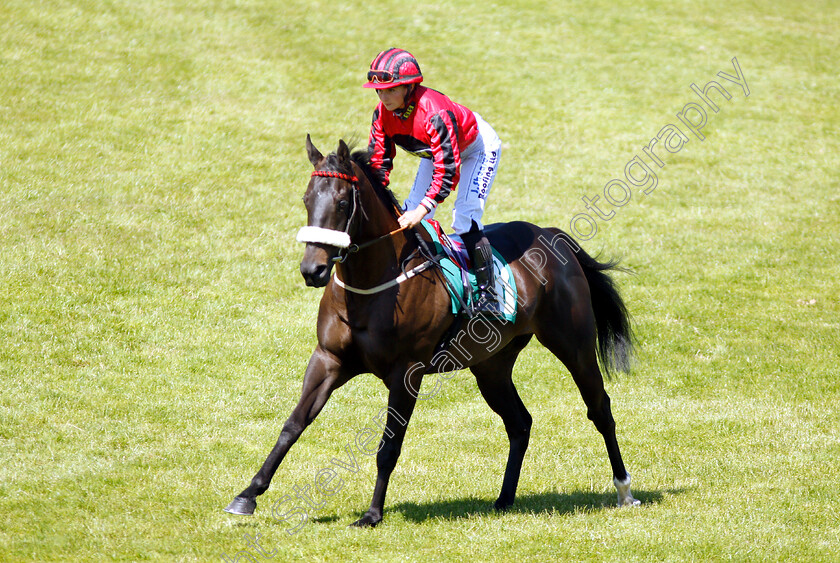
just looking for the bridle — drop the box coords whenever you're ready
[296,167,442,295]
[296,169,407,263]
[295,170,361,261]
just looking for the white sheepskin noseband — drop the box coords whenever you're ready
[296,226,351,248]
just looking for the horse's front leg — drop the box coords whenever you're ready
[224,346,350,516]
[350,363,422,528]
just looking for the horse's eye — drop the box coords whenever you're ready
[338,200,349,211]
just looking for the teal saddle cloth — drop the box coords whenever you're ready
[418,220,517,322]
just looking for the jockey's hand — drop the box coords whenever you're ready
[398,205,429,230]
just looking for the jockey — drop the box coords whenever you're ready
[365,47,503,316]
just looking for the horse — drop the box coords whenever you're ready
[224,136,640,527]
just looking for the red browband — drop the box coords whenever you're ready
[311,170,358,183]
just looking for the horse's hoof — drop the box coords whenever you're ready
[614,474,641,507]
[224,496,257,515]
[349,511,381,528]
[493,499,513,512]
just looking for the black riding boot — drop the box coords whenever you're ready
[464,231,504,317]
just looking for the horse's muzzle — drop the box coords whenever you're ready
[300,260,332,287]
[300,240,338,287]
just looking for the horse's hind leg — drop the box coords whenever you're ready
[469,334,533,511]
[535,318,640,507]
[579,371,640,507]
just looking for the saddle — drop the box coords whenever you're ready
[418,220,517,322]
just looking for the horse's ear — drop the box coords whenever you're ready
[306,134,323,167]
[337,139,350,164]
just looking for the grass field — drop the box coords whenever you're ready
[2,0,839,561]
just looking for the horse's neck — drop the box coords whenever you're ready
[352,164,399,237]
[359,184,399,241]
[337,179,406,287]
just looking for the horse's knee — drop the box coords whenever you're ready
[282,419,304,436]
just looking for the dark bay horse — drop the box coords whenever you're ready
[224,136,640,527]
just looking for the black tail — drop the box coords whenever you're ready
[570,242,635,377]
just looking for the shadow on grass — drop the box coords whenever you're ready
[385,488,680,524]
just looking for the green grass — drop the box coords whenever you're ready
[2,0,839,560]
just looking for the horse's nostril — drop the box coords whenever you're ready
[301,262,330,287]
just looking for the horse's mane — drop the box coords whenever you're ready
[318,144,401,219]
[349,149,402,219]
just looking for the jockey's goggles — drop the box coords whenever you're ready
[366,70,396,84]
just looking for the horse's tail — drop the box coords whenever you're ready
[555,232,634,377]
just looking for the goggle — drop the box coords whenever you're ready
[367,70,396,84]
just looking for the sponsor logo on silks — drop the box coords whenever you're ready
[395,102,416,120]
[471,149,498,199]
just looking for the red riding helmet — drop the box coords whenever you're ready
[364,48,423,89]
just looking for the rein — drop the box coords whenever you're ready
[347,224,408,253]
